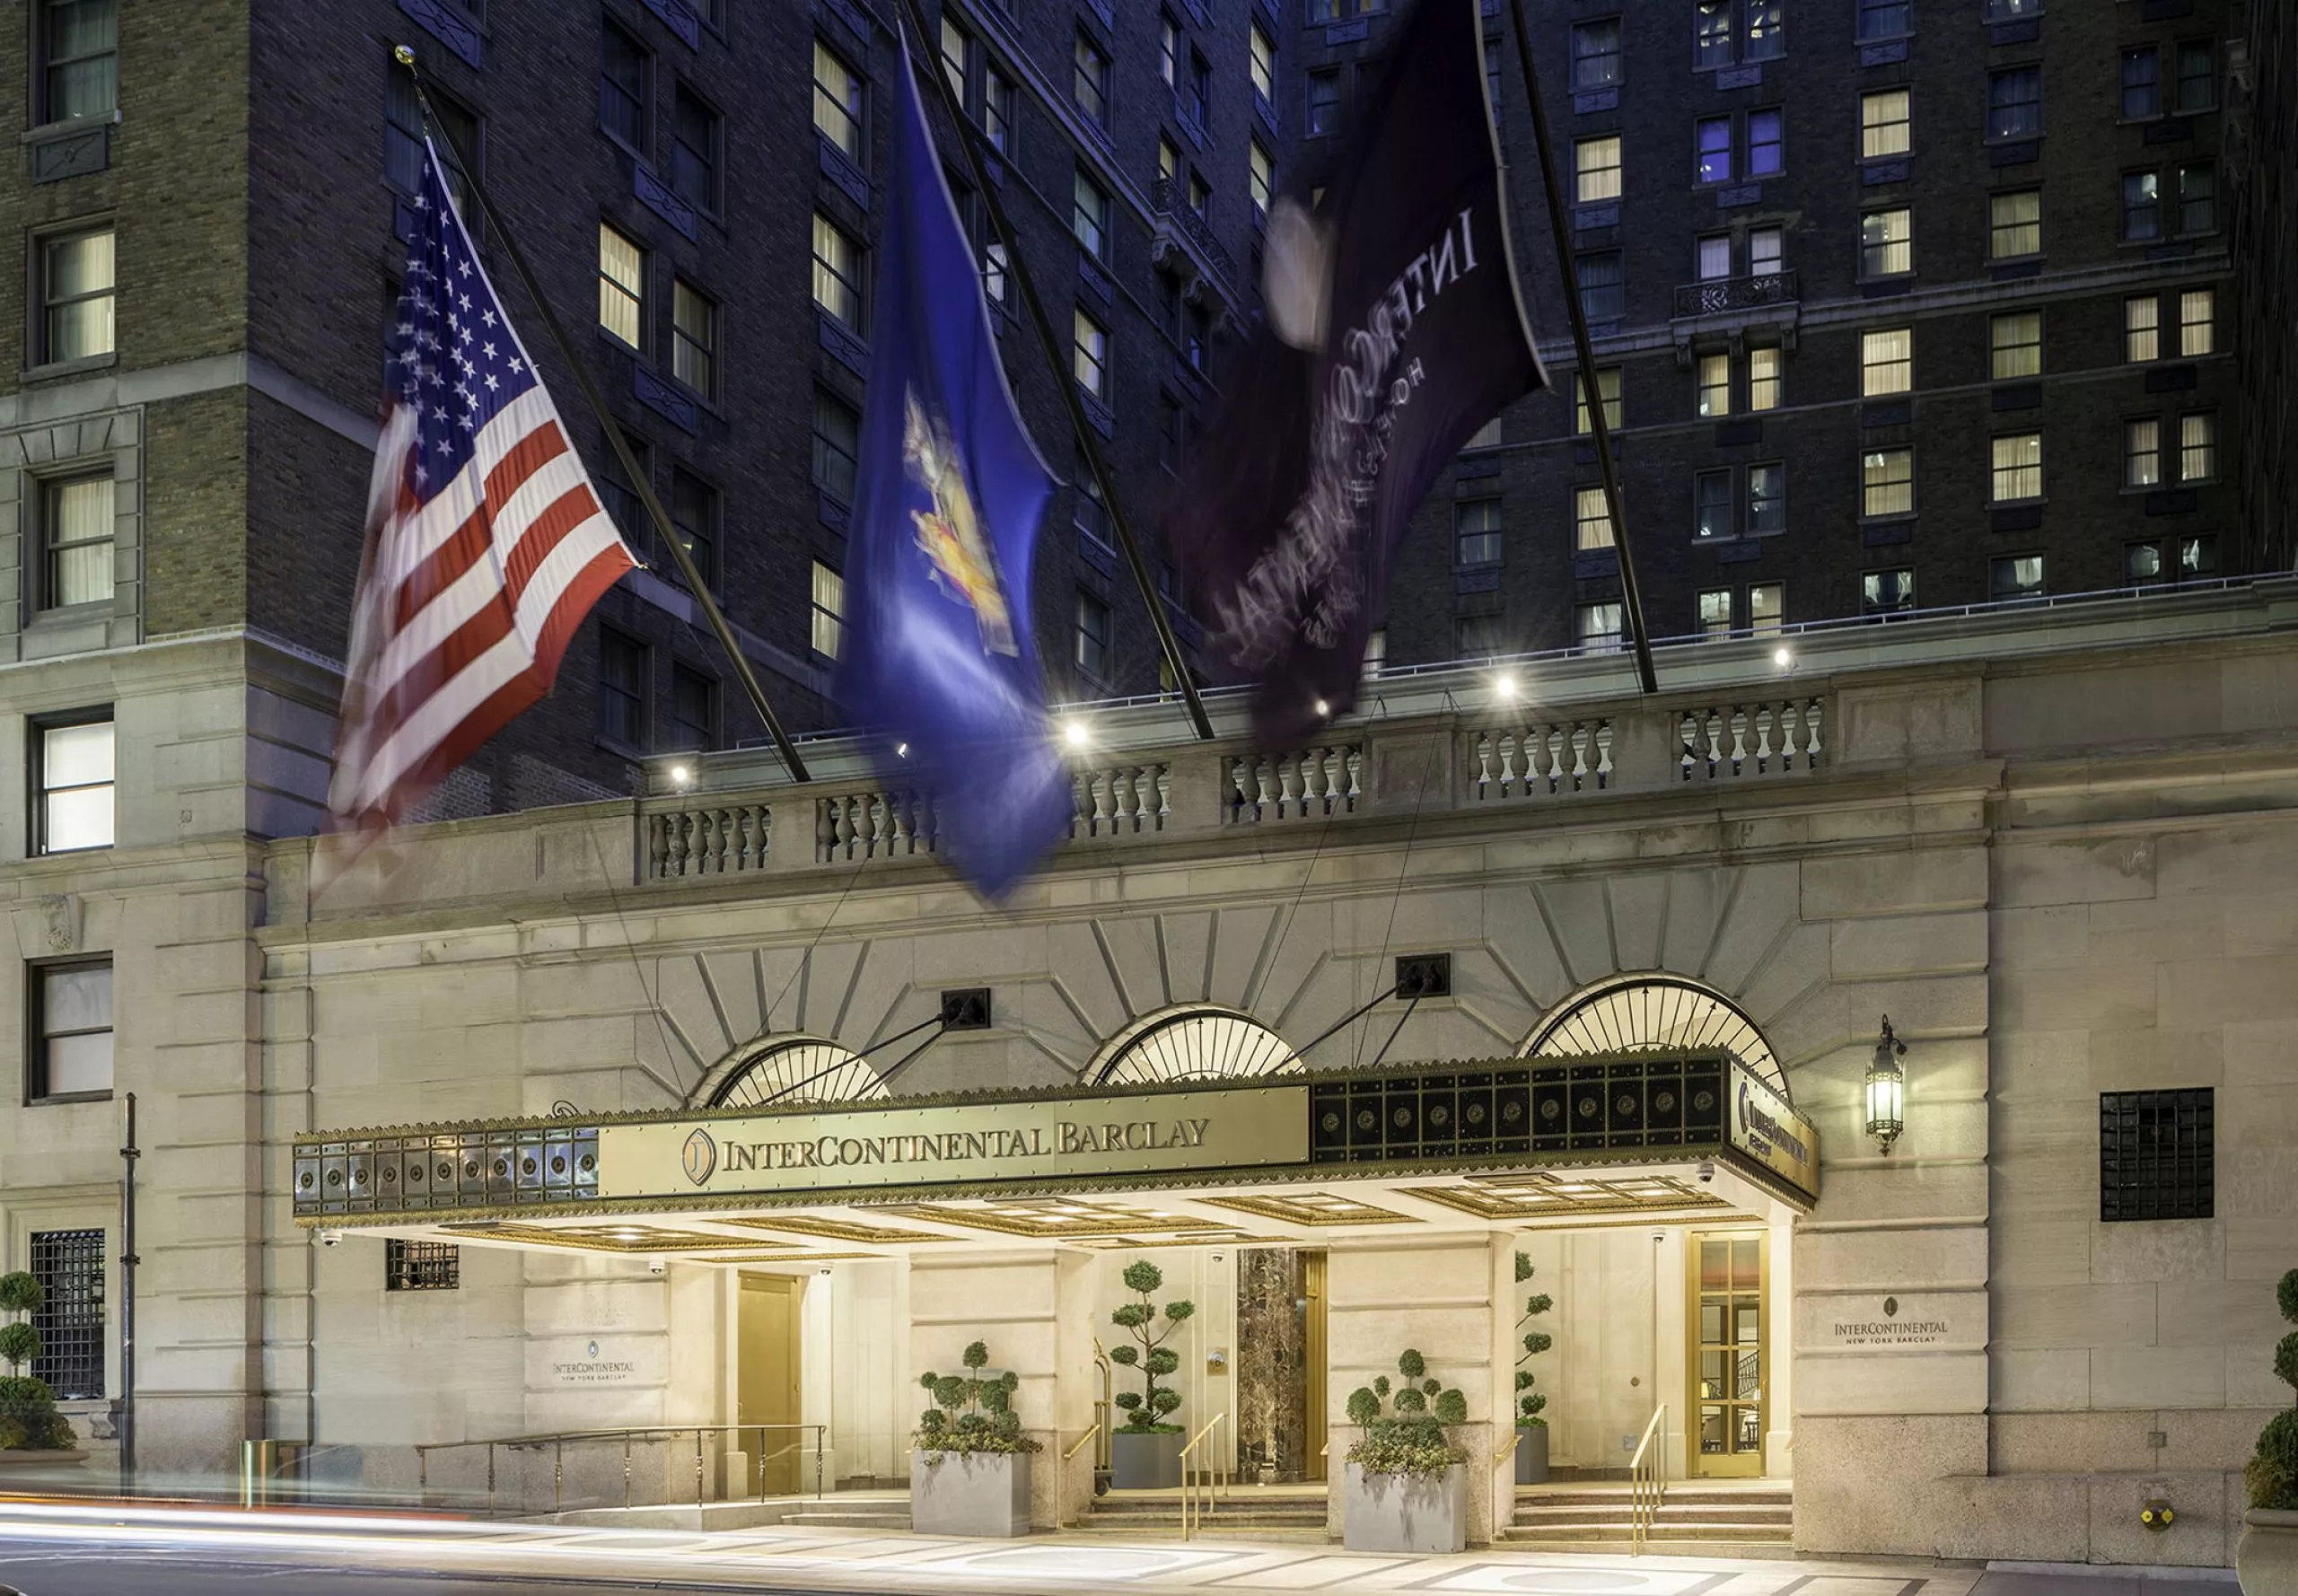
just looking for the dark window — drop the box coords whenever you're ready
[1572,19,1622,88]
[1855,0,1910,41]
[669,468,715,589]
[1987,67,2041,139]
[1157,393,1183,471]
[2123,171,2161,241]
[34,714,112,855]
[671,83,722,212]
[1862,568,1916,615]
[39,0,116,123]
[39,474,113,610]
[31,959,111,1101]
[1695,469,1734,540]
[671,280,715,398]
[1746,462,1785,535]
[1989,553,2044,601]
[1457,613,1504,657]
[1186,49,1211,130]
[2177,162,2215,234]
[1308,70,1340,136]
[1695,1,1732,69]
[28,1229,103,1399]
[1748,109,1784,176]
[597,627,646,748]
[1074,456,1110,551]
[1454,498,1502,566]
[2100,1088,2213,1222]
[598,434,651,544]
[385,1239,460,1292]
[1075,590,1110,679]
[600,18,649,152]
[811,388,859,502]
[2121,48,2160,119]
[1577,252,1623,323]
[671,664,716,752]
[1074,31,1110,126]
[39,228,114,365]
[386,63,478,222]
[1185,303,1209,372]
[2175,39,2215,113]
[1746,0,1785,59]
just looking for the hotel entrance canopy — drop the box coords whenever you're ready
[292,1052,1819,1258]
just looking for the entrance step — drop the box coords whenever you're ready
[780,1504,915,1530]
[1505,1482,1793,1556]
[1077,1488,1329,1543]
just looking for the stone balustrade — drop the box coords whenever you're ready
[1468,721,1614,800]
[1224,746,1361,824]
[1676,698,1825,780]
[1073,762,1171,838]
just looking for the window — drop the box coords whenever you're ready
[1574,486,1616,550]
[1862,208,1911,276]
[1746,0,1784,60]
[1159,12,1178,85]
[812,388,859,502]
[1861,89,1910,159]
[1364,628,1388,678]
[2127,540,2164,583]
[1990,189,2041,259]
[40,228,113,364]
[1749,583,1783,634]
[1574,19,1622,88]
[30,960,110,1101]
[2122,48,2160,119]
[2177,163,2215,234]
[1575,602,1625,654]
[1746,463,1785,535]
[35,715,111,854]
[1577,253,1622,323]
[671,663,715,752]
[2126,294,2161,362]
[597,628,645,747]
[1697,235,1732,281]
[600,18,649,151]
[1464,417,1504,452]
[1697,353,1731,417]
[1574,368,1622,434]
[1857,0,1910,39]
[598,435,650,543]
[1576,136,1622,204]
[40,475,112,609]
[2175,39,2215,114]
[1156,393,1183,470]
[386,62,478,220]
[1992,433,2042,503]
[1991,553,2044,600]
[1697,117,1732,184]
[2180,412,2217,481]
[814,39,864,162]
[1184,48,1211,132]
[2125,419,2162,488]
[1454,499,1502,566]
[1862,329,1912,397]
[1991,311,2041,380]
[1456,614,1503,658]
[1749,110,1784,177]
[1695,469,1733,540]
[1074,457,1111,552]
[1749,346,1782,411]
[811,213,864,330]
[1987,67,2041,140]
[811,562,844,659]
[1696,1,1733,69]
[1188,171,1212,220]
[598,223,644,346]
[671,83,722,213]
[2123,171,2161,241]
[668,468,715,588]
[2181,535,2218,577]
[1074,31,1110,126]
[1250,142,1275,220]
[982,238,1008,307]
[1863,568,1916,615]
[386,1239,461,1293]
[1750,226,1784,276]
[941,21,1013,153]
[1074,309,1109,400]
[1075,591,1110,680]
[1250,23,1276,106]
[2100,1088,2213,1223]
[1073,171,1109,259]
[1308,70,1340,136]
[1984,0,2038,13]
[671,280,714,397]
[27,1230,103,1399]
[1697,590,1733,638]
[1863,448,1914,517]
[2178,289,2214,356]
[39,0,117,122]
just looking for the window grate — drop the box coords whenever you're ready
[2100,1089,2213,1222]
[29,1228,103,1400]
[385,1239,460,1293]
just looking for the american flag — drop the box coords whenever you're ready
[328,138,637,844]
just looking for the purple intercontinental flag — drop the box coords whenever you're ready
[1168,0,1543,744]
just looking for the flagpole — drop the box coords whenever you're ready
[394,47,813,782]
[889,0,1216,743]
[1501,0,1660,695]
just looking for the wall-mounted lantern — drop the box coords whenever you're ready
[1865,1015,1908,1153]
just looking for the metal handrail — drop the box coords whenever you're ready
[1063,1422,1101,1462]
[1494,1426,1523,1467]
[1092,1340,1114,1475]
[1178,1411,1227,1542]
[413,1423,828,1517]
[1629,1405,1668,1555]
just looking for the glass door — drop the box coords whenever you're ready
[1687,1231,1765,1478]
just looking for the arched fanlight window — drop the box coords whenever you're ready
[1089,1007,1301,1087]
[697,1036,890,1109]
[1522,975,1788,1101]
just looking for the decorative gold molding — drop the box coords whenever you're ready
[1195,1193,1414,1226]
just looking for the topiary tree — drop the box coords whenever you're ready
[1514,1251,1554,1429]
[1345,1348,1468,1477]
[2248,1267,2298,1510]
[0,1272,73,1452]
[915,1338,1041,1461]
[1109,1259,1194,1434]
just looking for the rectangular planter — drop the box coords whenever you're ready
[1110,1428,1184,1491]
[1343,1460,1468,1554]
[1514,1425,1549,1486]
[910,1450,1030,1538]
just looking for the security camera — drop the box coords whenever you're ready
[318,1229,344,1248]
[1697,1160,1715,1184]
[646,1257,667,1276]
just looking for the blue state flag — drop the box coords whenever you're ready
[832,36,1070,899]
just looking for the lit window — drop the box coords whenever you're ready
[2180,289,2215,356]
[1862,89,1909,159]
[1863,448,1914,518]
[1697,353,1731,417]
[1073,309,1109,400]
[2124,419,2162,488]
[1862,328,1913,397]
[1987,67,2041,140]
[31,960,111,1101]
[1695,469,1734,540]
[386,1239,461,1293]
[1574,368,1622,434]
[2177,163,2215,234]
[1991,311,2042,380]
[1364,628,1388,677]
[812,388,859,502]
[1576,136,1622,203]
[41,228,113,364]
[811,213,863,330]
[1697,235,1732,281]
[2126,541,2164,583]
[39,0,116,122]
[35,715,112,854]
[1748,110,1784,178]
[1577,252,1623,323]
[1746,0,1785,60]
[1574,487,1616,551]
[1574,602,1625,655]
[1750,226,1784,276]
[2123,171,2161,241]
[1856,0,1911,41]
[1697,117,1732,184]
[814,40,864,162]
[2126,294,2160,362]
[600,19,649,150]
[1184,48,1209,130]
[1990,554,2044,601]
[1696,1,1732,69]
[2180,412,2216,481]
[1748,583,1783,635]
[41,475,113,609]
[811,562,844,659]
[1250,24,1276,105]
[1075,590,1110,679]
[2122,48,2161,119]
[1573,20,1622,89]
[1073,170,1110,259]
[1991,433,2043,504]
[1863,569,1916,615]
[1990,189,2041,259]
[1463,416,1504,452]
[2176,40,2215,114]
[1074,31,1109,126]
[1250,142,1275,219]
[599,224,645,346]
[2181,535,2218,577]
[1454,499,1502,567]
[1862,208,1912,276]
[1159,12,1178,84]
[1986,0,2040,14]
[1697,589,1732,638]
[671,280,714,397]
[1749,346,1782,411]
[597,628,645,747]
[1745,463,1785,536]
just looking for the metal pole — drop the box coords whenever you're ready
[815,1425,824,1499]
[623,1435,633,1510]
[695,1427,705,1508]
[391,46,813,782]
[1502,0,1660,695]
[118,1092,137,1495]
[890,0,1215,742]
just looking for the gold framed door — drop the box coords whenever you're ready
[1686,1231,1765,1478]
[1303,1250,1328,1481]
[739,1273,803,1494]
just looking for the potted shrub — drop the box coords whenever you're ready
[910,1339,1041,1537]
[2239,1267,2298,1596]
[1342,1349,1469,1553]
[1513,1251,1555,1486]
[0,1272,80,1463]
[1108,1259,1194,1489]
